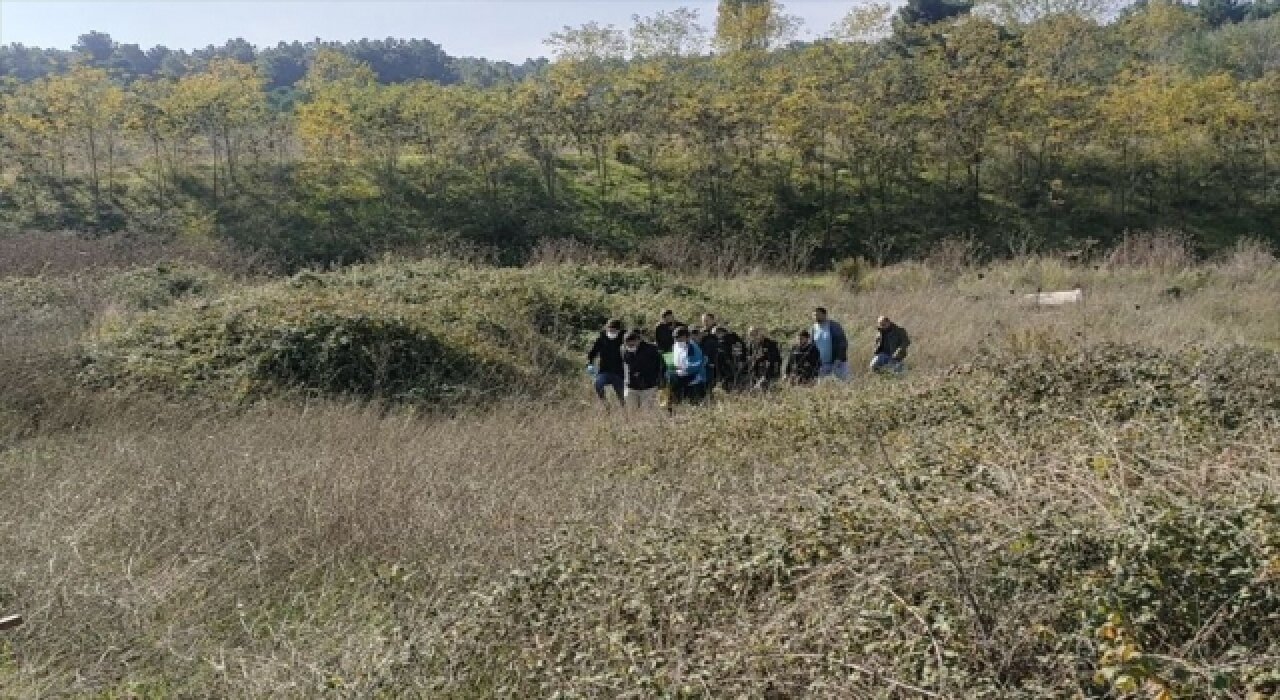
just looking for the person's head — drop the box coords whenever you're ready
[747,326,761,341]
[877,315,892,331]
[690,327,704,341]
[813,307,829,324]
[674,326,691,345]
[623,330,641,350]
[661,309,674,323]
[605,319,623,339]
[701,312,716,328]
[714,325,728,337]
[796,329,812,345]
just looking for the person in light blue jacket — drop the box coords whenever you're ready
[670,326,707,405]
[811,307,850,380]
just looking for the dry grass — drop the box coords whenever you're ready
[1,246,1278,697]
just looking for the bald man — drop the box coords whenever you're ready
[870,316,910,374]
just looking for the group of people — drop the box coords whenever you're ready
[586,307,911,409]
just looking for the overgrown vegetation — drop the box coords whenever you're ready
[0,236,1277,697]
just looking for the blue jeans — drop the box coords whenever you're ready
[819,361,850,380]
[869,354,905,374]
[594,372,624,402]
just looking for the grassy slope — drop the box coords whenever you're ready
[0,251,1278,698]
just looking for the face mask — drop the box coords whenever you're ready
[606,331,619,340]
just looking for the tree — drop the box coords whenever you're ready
[714,0,799,53]
[73,31,116,66]
[166,58,265,202]
[630,8,708,59]
[43,66,126,218]
[896,0,974,27]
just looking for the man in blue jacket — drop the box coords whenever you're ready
[811,307,850,380]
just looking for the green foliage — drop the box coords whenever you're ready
[5,9,1280,267]
[833,256,872,291]
[421,343,1280,697]
[78,260,730,402]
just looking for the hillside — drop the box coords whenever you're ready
[0,241,1278,697]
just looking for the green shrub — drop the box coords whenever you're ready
[833,256,871,290]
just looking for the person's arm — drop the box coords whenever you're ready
[832,322,848,363]
[686,344,704,372]
[587,335,601,364]
[894,328,910,360]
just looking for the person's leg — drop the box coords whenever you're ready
[818,363,834,378]
[834,361,851,380]
[869,354,893,372]
[593,372,609,400]
[607,373,625,404]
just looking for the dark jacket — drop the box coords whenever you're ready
[874,323,911,360]
[717,331,747,373]
[748,337,782,380]
[699,333,721,369]
[814,320,849,363]
[786,343,822,383]
[588,332,625,375]
[654,321,678,353]
[622,341,666,390]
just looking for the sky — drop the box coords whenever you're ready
[0,1,859,62]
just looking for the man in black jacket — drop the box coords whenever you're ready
[621,331,666,409]
[691,325,719,398]
[714,325,748,391]
[870,315,910,374]
[587,318,626,405]
[785,330,822,386]
[746,327,782,389]
[654,309,678,353]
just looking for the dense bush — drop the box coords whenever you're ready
[422,344,1280,698]
[78,260,729,403]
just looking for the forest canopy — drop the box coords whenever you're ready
[1,0,1278,268]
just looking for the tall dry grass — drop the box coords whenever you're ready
[1,239,1277,696]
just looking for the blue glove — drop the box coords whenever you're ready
[585,364,598,377]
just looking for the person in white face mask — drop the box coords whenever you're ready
[669,325,707,406]
[587,318,626,406]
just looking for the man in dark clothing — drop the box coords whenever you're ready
[746,327,782,389]
[621,331,666,409]
[654,309,679,354]
[692,325,719,396]
[870,315,910,374]
[587,318,626,405]
[713,325,748,391]
[785,330,823,386]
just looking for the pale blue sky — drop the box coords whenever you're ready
[0,1,859,62]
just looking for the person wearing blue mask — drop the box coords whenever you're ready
[811,307,850,380]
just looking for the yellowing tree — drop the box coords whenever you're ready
[166,59,265,202]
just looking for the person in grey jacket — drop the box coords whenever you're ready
[811,307,850,380]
